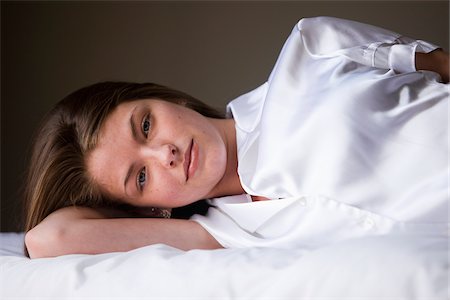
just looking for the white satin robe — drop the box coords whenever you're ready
[191,17,449,249]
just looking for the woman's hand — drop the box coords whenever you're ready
[415,49,449,83]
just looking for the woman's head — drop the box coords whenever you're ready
[24,81,224,234]
[86,98,229,209]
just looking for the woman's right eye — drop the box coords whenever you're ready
[137,167,146,190]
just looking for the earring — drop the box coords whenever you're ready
[149,207,172,218]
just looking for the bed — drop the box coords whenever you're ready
[0,231,447,299]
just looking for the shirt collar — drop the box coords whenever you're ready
[208,194,298,232]
[226,82,268,133]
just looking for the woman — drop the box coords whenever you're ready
[24,17,449,258]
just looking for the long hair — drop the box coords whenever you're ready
[23,81,223,254]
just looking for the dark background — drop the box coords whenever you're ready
[2,1,448,232]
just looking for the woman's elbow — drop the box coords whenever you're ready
[25,206,102,258]
[25,223,66,259]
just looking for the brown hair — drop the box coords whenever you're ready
[23,81,223,254]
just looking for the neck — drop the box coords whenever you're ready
[206,118,245,198]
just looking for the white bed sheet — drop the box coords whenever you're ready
[0,232,448,299]
[0,232,25,257]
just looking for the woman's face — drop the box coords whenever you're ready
[86,99,228,208]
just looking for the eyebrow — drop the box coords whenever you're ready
[123,162,135,196]
[129,106,138,141]
[124,107,138,196]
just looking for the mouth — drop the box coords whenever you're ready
[184,139,194,181]
[184,138,199,182]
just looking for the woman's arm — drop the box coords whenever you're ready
[296,17,442,75]
[25,206,222,259]
[415,49,449,83]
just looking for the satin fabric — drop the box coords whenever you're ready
[191,17,449,249]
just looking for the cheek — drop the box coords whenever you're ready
[205,136,227,176]
[147,175,185,206]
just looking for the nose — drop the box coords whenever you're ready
[140,144,178,168]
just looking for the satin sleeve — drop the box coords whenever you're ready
[296,16,440,73]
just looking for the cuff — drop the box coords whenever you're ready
[389,38,440,74]
[389,43,418,73]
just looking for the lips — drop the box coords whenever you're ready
[183,138,199,182]
[188,140,199,180]
[184,139,193,181]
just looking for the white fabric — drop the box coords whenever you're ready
[1,233,448,299]
[191,16,449,249]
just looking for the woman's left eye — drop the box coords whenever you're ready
[141,115,151,138]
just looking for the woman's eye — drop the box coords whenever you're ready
[137,167,146,190]
[142,115,151,138]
